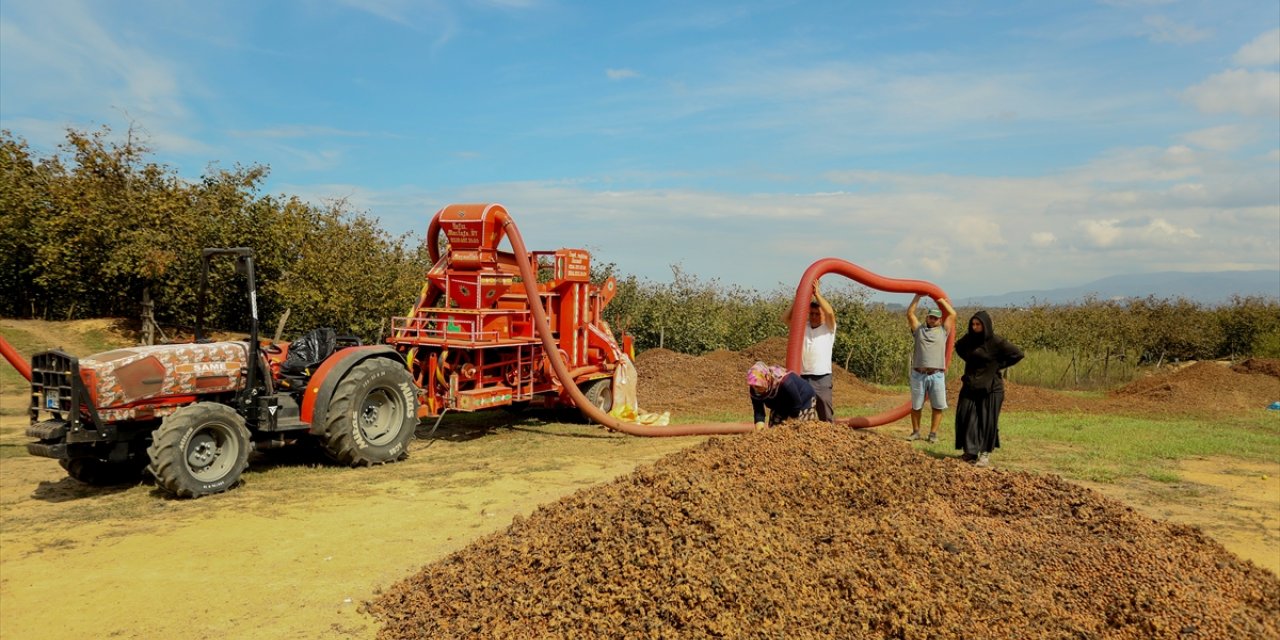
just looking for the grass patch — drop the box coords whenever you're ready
[1001,348,1142,391]
[0,327,37,396]
[997,412,1280,483]
[667,401,1279,489]
[0,442,29,459]
[78,327,132,355]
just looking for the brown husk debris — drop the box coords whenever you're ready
[370,423,1280,639]
[370,342,1279,638]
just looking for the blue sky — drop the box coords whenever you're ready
[2,0,1278,300]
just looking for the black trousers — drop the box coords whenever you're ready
[802,373,834,422]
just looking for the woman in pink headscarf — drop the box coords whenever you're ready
[747,361,818,429]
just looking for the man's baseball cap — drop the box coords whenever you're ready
[925,308,942,318]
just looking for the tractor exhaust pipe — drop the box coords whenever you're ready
[1,335,31,382]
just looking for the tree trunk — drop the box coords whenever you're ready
[273,308,292,343]
[142,288,155,346]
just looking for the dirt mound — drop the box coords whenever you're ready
[370,423,1280,639]
[1233,358,1280,379]
[1112,361,1280,414]
[943,378,1092,414]
[635,338,894,419]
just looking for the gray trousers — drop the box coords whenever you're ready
[802,373,834,422]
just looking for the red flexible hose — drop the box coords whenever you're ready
[1,335,31,382]
[786,259,953,428]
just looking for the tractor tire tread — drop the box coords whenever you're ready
[147,403,250,499]
[321,358,415,467]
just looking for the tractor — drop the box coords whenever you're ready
[23,248,418,498]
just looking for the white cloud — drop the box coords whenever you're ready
[1184,69,1280,117]
[1144,218,1200,240]
[1067,146,1202,184]
[606,68,640,80]
[287,131,1277,298]
[1180,125,1257,152]
[0,0,210,158]
[1080,217,1200,249]
[1031,232,1056,247]
[1142,15,1211,45]
[1082,219,1124,247]
[1233,28,1280,67]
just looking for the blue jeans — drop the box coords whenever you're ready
[910,369,947,411]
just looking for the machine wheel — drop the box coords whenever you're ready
[579,378,613,420]
[322,358,417,466]
[59,457,147,486]
[147,403,251,498]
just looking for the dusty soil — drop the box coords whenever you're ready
[1,325,1277,639]
[0,414,708,639]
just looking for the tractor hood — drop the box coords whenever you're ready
[80,342,249,409]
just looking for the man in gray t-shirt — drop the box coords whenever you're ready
[906,294,955,443]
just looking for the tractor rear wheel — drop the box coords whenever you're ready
[147,403,250,498]
[579,378,613,420]
[322,358,417,466]
[59,456,147,486]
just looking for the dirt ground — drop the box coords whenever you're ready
[0,323,1277,639]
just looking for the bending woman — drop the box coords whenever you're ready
[954,310,1024,468]
[747,361,817,429]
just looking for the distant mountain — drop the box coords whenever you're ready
[956,270,1280,307]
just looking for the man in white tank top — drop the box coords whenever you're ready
[798,281,837,422]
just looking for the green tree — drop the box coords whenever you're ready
[268,202,431,342]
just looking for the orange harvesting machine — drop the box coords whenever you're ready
[388,203,633,418]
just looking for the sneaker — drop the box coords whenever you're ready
[975,452,991,468]
[959,452,978,462]
[926,433,938,444]
[907,431,921,441]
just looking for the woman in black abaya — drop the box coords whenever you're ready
[954,310,1024,468]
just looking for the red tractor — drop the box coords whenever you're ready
[23,248,419,498]
[389,203,632,419]
[16,204,658,499]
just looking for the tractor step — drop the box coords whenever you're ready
[26,419,67,441]
[257,395,310,432]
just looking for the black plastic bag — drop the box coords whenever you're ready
[282,327,338,374]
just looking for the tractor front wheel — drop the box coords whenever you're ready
[147,403,250,498]
[322,358,417,466]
